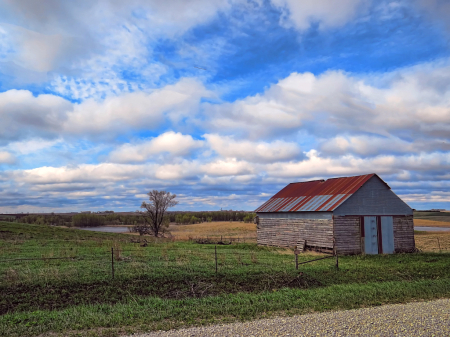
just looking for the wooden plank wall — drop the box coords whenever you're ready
[393,215,415,252]
[333,216,362,255]
[257,218,333,248]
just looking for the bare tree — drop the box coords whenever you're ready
[139,190,178,237]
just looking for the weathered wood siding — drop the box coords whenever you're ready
[333,216,362,255]
[257,218,333,248]
[334,176,413,216]
[393,215,415,252]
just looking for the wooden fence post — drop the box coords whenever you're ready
[333,238,339,270]
[437,237,441,252]
[295,251,298,270]
[215,245,218,275]
[111,247,115,279]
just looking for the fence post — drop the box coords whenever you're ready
[437,237,441,252]
[215,245,218,275]
[295,251,298,270]
[333,238,339,270]
[111,247,115,279]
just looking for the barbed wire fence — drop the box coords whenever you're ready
[0,242,339,285]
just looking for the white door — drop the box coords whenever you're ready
[381,216,394,254]
[364,216,378,254]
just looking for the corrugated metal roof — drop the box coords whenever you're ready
[255,174,385,212]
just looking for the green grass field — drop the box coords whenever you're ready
[1,222,450,337]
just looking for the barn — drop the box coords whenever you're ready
[255,174,415,255]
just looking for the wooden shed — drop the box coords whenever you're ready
[255,174,415,255]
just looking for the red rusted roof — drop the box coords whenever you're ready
[255,174,386,212]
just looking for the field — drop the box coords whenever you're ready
[168,221,257,241]
[1,221,450,337]
[414,211,450,224]
[414,219,450,227]
[413,212,450,251]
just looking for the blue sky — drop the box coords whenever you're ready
[1,0,450,212]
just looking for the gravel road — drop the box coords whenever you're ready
[129,298,450,336]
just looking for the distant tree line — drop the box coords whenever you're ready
[172,211,255,224]
[2,211,255,227]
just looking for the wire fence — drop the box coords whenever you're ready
[0,244,338,286]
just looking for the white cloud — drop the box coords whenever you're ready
[0,151,16,164]
[0,78,210,143]
[320,135,450,156]
[67,78,210,136]
[205,134,301,162]
[201,159,255,176]
[18,163,148,184]
[6,138,62,155]
[203,60,450,146]
[0,89,72,143]
[0,23,78,73]
[265,150,450,179]
[109,132,204,163]
[0,0,237,86]
[271,0,368,30]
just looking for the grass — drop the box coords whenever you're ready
[1,279,450,337]
[1,221,450,336]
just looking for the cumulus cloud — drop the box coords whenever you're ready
[205,134,302,162]
[17,163,148,185]
[6,138,62,155]
[265,150,450,179]
[320,136,450,157]
[271,0,368,30]
[0,23,83,73]
[0,78,210,143]
[201,159,255,177]
[109,132,204,163]
[204,60,450,147]
[0,151,16,164]
[67,78,209,136]
[0,89,72,144]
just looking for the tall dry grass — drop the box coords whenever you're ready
[414,219,450,228]
[415,232,450,252]
[168,221,257,241]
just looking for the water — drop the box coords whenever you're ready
[415,226,450,232]
[76,226,130,233]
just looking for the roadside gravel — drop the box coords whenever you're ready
[129,298,449,336]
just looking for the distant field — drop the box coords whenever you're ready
[414,219,450,228]
[168,221,257,241]
[413,211,450,223]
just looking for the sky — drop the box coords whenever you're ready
[1,0,450,213]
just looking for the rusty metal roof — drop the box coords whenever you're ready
[255,174,386,213]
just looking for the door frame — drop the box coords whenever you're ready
[360,215,397,254]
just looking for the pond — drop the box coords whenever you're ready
[415,226,450,232]
[76,226,130,233]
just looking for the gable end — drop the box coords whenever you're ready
[333,175,412,216]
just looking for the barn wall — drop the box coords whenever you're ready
[334,176,413,216]
[257,217,333,249]
[333,216,362,255]
[393,215,415,252]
